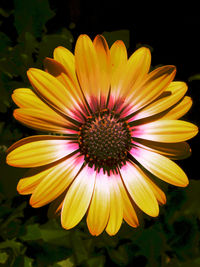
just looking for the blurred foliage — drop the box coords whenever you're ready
[0,1,200,266]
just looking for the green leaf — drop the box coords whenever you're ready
[54,256,75,267]
[39,219,71,247]
[0,239,24,255]
[17,32,39,66]
[36,29,74,65]
[71,230,88,265]
[188,74,200,81]
[0,150,26,198]
[0,32,11,55]
[20,224,42,241]
[168,257,200,267]
[36,242,71,266]
[24,256,34,267]
[0,251,9,264]
[0,201,26,238]
[86,255,105,267]
[102,30,130,48]
[0,8,12,18]
[130,225,167,265]
[179,180,200,216]
[168,218,199,259]
[108,245,129,266]
[14,0,55,37]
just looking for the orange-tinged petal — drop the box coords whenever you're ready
[61,165,96,229]
[13,108,74,133]
[158,96,192,120]
[6,135,79,168]
[132,146,189,187]
[132,81,188,121]
[87,170,110,236]
[133,140,191,160]
[53,46,79,89]
[44,57,84,104]
[117,175,139,227]
[126,65,176,115]
[106,174,123,236]
[27,68,80,120]
[120,162,159,217]
[30,155,84,207]
[75,34,101,110]
[133,120,198,143]
[93,35,110,98]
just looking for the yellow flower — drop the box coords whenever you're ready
[6,34,198,236]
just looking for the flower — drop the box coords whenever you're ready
[6,34,198,236]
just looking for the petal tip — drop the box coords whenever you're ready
[149,207,159,218]
[167,65,177,75]
[16,180,27,195]
[29,197,40,208]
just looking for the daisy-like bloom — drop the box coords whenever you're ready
[6,34,198,236]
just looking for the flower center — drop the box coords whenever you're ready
[78,110,132,174]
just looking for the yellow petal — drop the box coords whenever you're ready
[27,68,80,120]
[133,120,198,143]
[132,146,189,187]
[133,139,191,160]
[123,47,151,93]
[53,46,79,89]
[93,35,110,99]
[12,88,78,132]
[13,108,74,133]
[44,57,84,105]
[113,47,151,100]
[17,168,48,195]
[126,65,176,115]
[75,34,101,110]
[110,40,127,100]
[6,135,79,168]
[30,155,84,207]
[133,81,188,121]
[120,162,159,217]
[12,88,49,109]
[140,173,166,205]
[110,40,127,73]
[87,170,110,236]
[117,175,139,227]
[105,174,123,236]
[61,165,96,229]
[158,96,193,120]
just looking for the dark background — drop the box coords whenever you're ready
[0,0,200,266]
